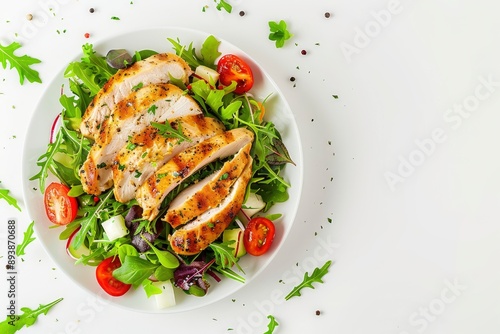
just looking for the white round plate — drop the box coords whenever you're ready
[22,27,303,313]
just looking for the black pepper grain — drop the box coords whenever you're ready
[89,8,95,13]
[324,12,331,18]
[316,310,321,316]
[290,76,296,82]
[239,10,245,16]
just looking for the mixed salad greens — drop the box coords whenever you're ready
[30,35,294,306]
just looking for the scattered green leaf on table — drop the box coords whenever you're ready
[0,298,63,334]
[0,188,22,211]
[264,315,279,334]
[0,42,42,84]
[215,0,232,13]
[268,20,293,48]
[16,221,36,256]
[285,260,332,300]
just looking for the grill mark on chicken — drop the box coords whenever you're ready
[80,83,202,195]
[136,128,254,221]
[80,53,192,140]
[169,158,253,255]
[111,115,225,203]
[164,142,252,229]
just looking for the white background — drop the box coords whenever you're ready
[1,0,500,333]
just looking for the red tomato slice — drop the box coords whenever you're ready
[243,217,276,256]
[44,182,78,225]
[96,257,131,297]
[217,54,254,94]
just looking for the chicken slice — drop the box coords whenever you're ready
[112,115,225,203]
[164,142,252,229]
[80,83,201,195]
[136,128,254,221]
[169,157,253,255]
[80,53,192,140]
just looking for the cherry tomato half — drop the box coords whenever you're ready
[96,257,131,297]
[217,54,254,94]
[243,217,276,256]
[44,182,78,225]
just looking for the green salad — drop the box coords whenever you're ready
[31,35,293,306]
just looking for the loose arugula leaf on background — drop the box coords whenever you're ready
[0,298,63,334]
[264,315,279,334]
[0,42,41,84]
[0,188,22,211]
[268,20,293,48]
[215,0,232,13]
[285,260,332,300]
[16,221,36,257]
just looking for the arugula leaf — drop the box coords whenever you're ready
[0,298,63,334]
[215,0,232,13]
[209,241,245,279]
[0,188,21,211]
[16,221,35,256]
[0,42,41,84]
[285,260,332,300]
[168,35,221,69]
[264,315,279,334]
[64,43,116,96]
[268,20,293,48]
[151,121,191,143]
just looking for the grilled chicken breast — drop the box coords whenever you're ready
[169,158,253,255]
[80,53,192,140]
[80,83,202,195]
[164,142,252,229]
[136,128,255,221]
[112,115,225,203]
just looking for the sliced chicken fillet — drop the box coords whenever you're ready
[80,53,192,140]
[112,115,225,203]
[136,128,254,221]
[169,158,253,255]
[164,142,252,228]
[80,83,202,195]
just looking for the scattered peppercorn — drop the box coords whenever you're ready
[324,12,331,18]
[26,14,33,21]
[84,33,90,38]
[290,76,296,82]
[316,310,321,316]
[239,10,245,16]
[89,8,95,13]
[301,49,307,55]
